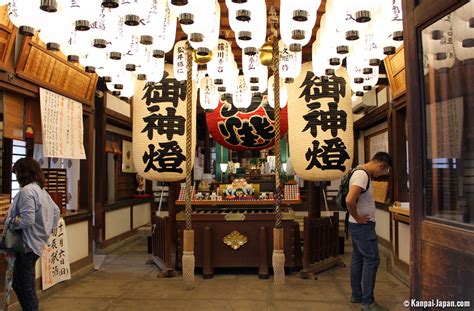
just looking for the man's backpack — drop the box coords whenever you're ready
[336,168,370,238]
[336,167,370,211]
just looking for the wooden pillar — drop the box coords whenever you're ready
[168,181,179,251]
[202,226,213,279]
[94,79,107,245]
[307,181,321,220]
[258,226,269,279]
[204,127,211,174]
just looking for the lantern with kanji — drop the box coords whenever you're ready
[133,64,197,181]
[287,62,353,181]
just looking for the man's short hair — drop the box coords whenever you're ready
[371,152,392,169]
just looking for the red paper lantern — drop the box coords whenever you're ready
[206,95,288,151]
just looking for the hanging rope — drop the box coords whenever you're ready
[182,41,195,288]
[269,8,285,285]
[184,41,193,231]
[271,24,283,230]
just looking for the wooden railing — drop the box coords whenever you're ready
[299,212,344,279]
[151,215,176,277]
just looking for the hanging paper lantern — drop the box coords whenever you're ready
[279,40,302,82]
[287,62,353,181]
[199,75,219,111]
[206,96,288,151]
[133,64,197,181]
[232,74,252,110]
[8,0,44,35]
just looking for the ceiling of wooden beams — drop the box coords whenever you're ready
[166,0,327,68]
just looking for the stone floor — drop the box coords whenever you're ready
[38,238,409,311]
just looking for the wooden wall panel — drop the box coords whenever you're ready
[15,37,98,106]
[421,241,474,302]
[3,92,24,140]
[384,46,407,100]
[0,6,16,72]
[26,98,42,144]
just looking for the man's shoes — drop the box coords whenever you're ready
[350,296,362,303]
[361,302,389,311]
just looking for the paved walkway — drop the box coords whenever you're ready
[38,238,409,310]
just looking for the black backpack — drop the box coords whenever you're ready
[336,168,370,238]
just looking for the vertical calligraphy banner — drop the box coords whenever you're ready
[41,218,71,290]
[39,88,86,159]
[287,62,353,181]
[133,64,197,181]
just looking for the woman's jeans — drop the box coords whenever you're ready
[13,251,40,311]
[349,222,380,306]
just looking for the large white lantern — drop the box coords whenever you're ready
[132,64,197,181]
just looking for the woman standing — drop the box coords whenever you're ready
[4,157,60,310]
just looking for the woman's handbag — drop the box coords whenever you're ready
[0,218,24,253]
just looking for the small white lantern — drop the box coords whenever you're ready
[199,75,219,111]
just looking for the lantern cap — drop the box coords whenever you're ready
[293,10,308,22]
[363,85,372,91]
[19,26,35,37]
[75,20,91,31]
[363,67,373,75]
[125,14,140,26]
[179,13,194,25]
[190,33,204,43]
[101,0,119,9]
[85,66,96,73]
[250,77,259,84]
[354,77,364,84]
[114,84,124,90]
[325,68,335,76]
[103,76,112,83]
[153,50,165,58]
[383,46,396,55]
[67,55,79,63]
[238,31,252,41]
[355,91,364,97]
[251,86,259,91]
[112,90,121,96]
[355,10,371,23]
[463,38,474,48]
[137,74,147,80]
[196,47,210,56]
[125,64,136,71]
[214,78,223,85]
[289,43,302,52]
[393,31,403,41]
[40,0,58,12]
[93,39,107,49]
[171,0,188,5]
[337,45,349,54]
[140,35,153,45]
[346,30,359,41]
[284,77,294,84]
[292,29,305,40]
[369,58,381,66]
[244,47,257,56]
[329,58,340,66]
[46,42,60,51]
[236,9,251,22]
[110,52,122,60]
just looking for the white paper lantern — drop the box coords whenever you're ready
[8,0,44,35]
[199,75,219,111]
[132,64,197,181]
[233,74,252,110]
[287,62,353,181]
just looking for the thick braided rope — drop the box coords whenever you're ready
[272,36,282,229]
[185,41,193,231]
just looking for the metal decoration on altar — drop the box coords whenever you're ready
[223,231,248,250]
[205,96,288,151]
[287,62,353,181]
[132,64,197,181]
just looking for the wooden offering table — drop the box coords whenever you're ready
[175,200,302,279]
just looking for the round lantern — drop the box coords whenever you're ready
[287,62,354,181]
[133,64,197,181]
[206,96,289,151]
[199,75,219,111]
